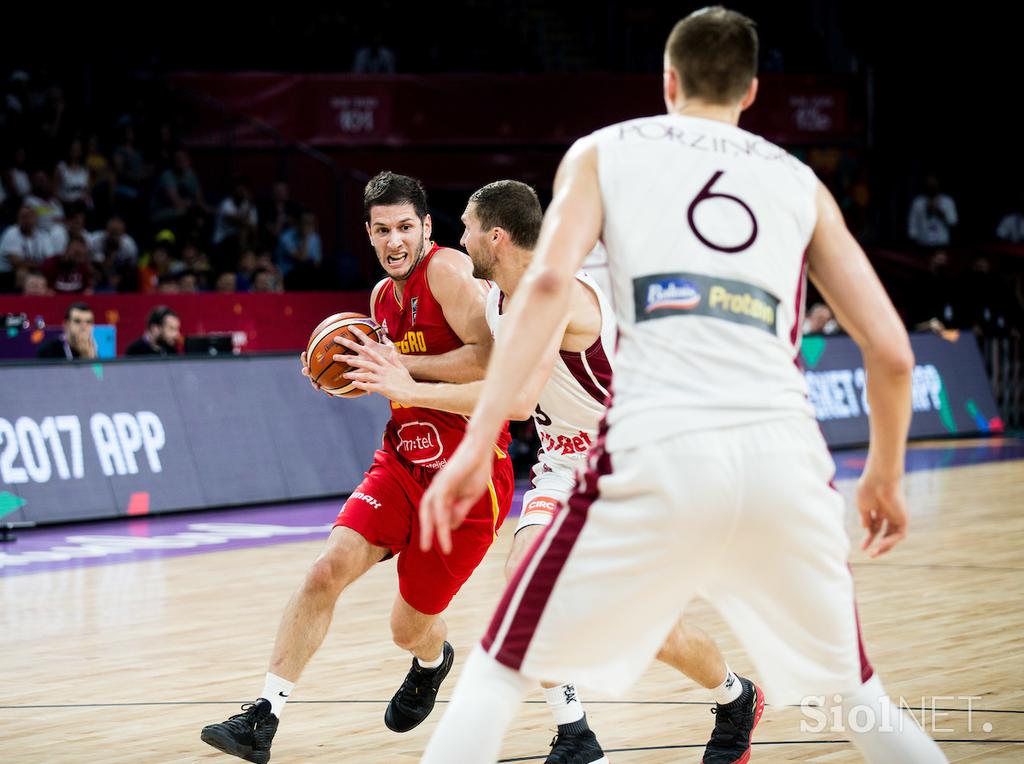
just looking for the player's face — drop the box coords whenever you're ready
[366,203,431,282]
[460,203,497,280]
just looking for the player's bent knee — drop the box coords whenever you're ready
[304,544,369,596]
[302,556,346,597]
[390,618,431,651]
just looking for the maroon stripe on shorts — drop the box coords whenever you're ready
[559,338,612,406]
[848,565,875,683]
[481,421,612,670]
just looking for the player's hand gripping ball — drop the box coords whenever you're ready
[305,312,384,398]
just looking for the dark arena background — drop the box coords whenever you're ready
[2,2,1022,762]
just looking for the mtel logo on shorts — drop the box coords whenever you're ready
[800,695,995,734]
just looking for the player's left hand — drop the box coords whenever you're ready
[856,470,908,558]
[419,435,492,554]
[338,332,416,404]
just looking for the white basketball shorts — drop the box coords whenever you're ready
[481,415,872,706]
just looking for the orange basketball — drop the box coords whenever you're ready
[306,312,384,398]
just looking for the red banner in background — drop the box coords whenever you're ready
[170,73,863,148]
[2,292,373,356]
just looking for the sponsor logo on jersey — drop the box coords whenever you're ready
[707,284,775,327]
[410,297,419,325]
[539,429,593,457]
[396,330,427,354]
[644,278,702,314]
[633,272,779,333]
[349,491,382,510]
[396,421,444,463]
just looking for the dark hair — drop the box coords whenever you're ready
[65,301,92,320]
[468,180,543,249]
[147,305,178,329]
[665,6,758,105]
[363,171,428,222]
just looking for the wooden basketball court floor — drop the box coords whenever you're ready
[3,439,1023,762]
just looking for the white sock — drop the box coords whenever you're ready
[710,664,743,706]
[422,646,532,764]
[543,683,585,726]
[416,651,444,670]
[261,672,295,719]
[840,675,948,763]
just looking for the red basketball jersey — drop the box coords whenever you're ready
[373,242,511,471]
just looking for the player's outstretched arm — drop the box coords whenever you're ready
[398,248,493,384]
[807,181,914,558]
[340,330,561,419]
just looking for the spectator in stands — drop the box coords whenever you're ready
[259,181,301,249]
[25,171,65,233]
[277,211,322,289]
[36,301,97,360]
[110,122,144,224]
[112,122,144,189]
[215,270,238,293]
[41,233,94,294]
[5,146,32,200]
[212,176,259,258]
[803,302,840,335]
[150,148,207,230]
[138,233,182,294]
[0,203,57,292]
[996,193,1024,243]
[236,248,258,291]
[908,175,958,250]
[84,134,109,187]
[353,34,397,73]
[126,306,181,356]
[1,146,32,220]
[89,215,138,266]
[49,202,87,253]
[157,274,181,294]
[178,270,199,293]
[21,269,49,296]
[56,138,92,207]
[180,241,212,288]
[251,267,282,293]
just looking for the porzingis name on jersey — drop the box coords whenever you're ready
[617,121,803,171]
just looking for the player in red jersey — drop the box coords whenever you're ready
[200,172,514,764]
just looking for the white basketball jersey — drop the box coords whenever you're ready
[485,273,616,478]
[594,114,818,451]
[581,242,614,311]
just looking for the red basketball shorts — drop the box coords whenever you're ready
[335,445,514,615]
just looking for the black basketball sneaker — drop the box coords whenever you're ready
[201,698,279,763]
[702,676,764,764]
[384,641,455,732]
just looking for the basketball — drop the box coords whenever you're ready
[305,312,384,398]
